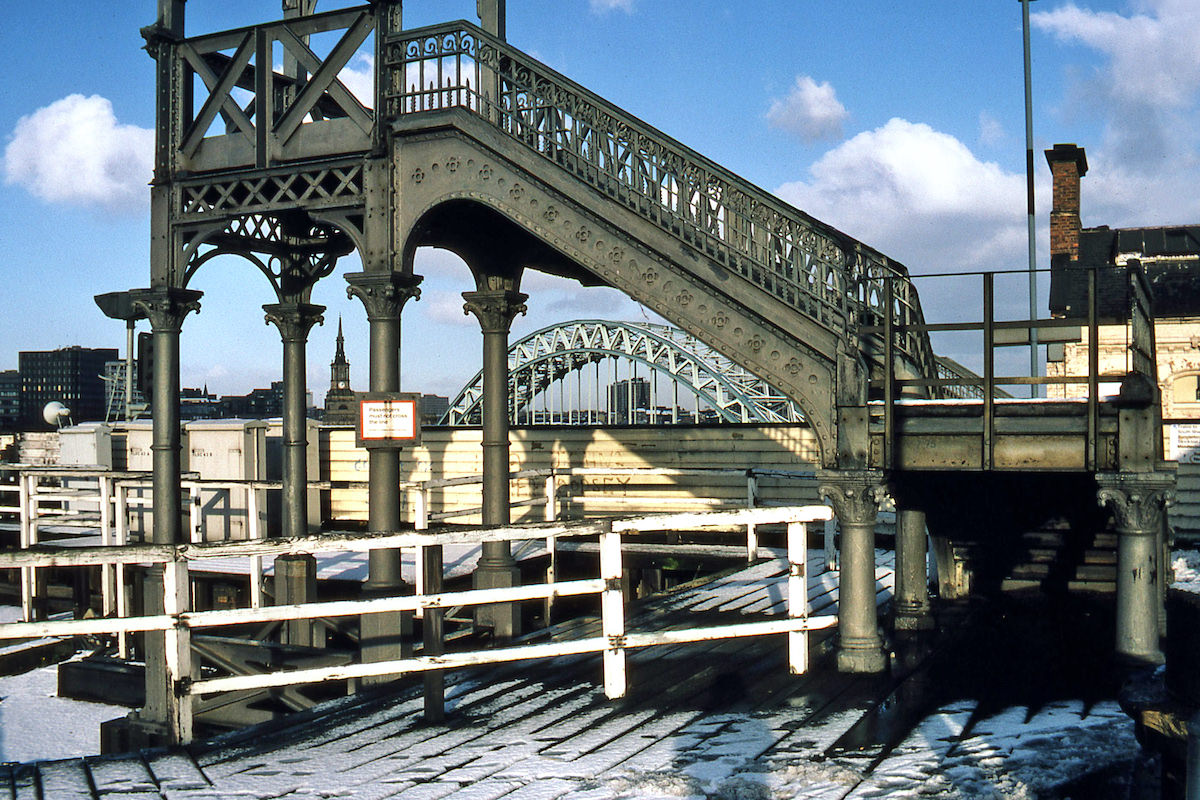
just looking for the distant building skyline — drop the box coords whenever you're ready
[19,346,117,429]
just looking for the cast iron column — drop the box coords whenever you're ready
[264,302,324,647]
[1098,472,1174,664]
[346,272,421,675]
[893,508,934,631]
[263,302,324,539]
[129,286,201,729]
[820,469,889,673]
[463,284,527,640]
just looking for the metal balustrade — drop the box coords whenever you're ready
[383,20,939,386]
[863,264,1156,471]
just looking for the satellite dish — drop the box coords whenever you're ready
[43,401,71,428]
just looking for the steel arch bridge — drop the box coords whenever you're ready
[442,320,806,426]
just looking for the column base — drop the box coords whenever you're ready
[893,610,935,632]
[360,580,413,685]
[837,639,889,673]
[1115,648,1166,669]
[473,564,521,640]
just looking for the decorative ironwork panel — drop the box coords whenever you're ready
[176,163,366,221]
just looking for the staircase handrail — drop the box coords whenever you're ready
[381,21,938,385]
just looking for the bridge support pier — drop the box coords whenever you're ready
[820,470,889,673]
[1098,472,1173,666]
[347,271,422,678]
[464,282,527,641]
[893,508,934,632]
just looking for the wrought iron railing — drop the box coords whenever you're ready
[381,21,939,386]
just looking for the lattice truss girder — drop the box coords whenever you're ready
[444,320,806,425]
[177,164,366,221]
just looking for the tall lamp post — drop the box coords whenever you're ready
[1021,0,1039,397]
[95,291,148,421]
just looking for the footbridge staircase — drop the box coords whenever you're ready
[156,6,935,465]
[386,21,937,461]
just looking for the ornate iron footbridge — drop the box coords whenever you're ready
[55,0,1175,745]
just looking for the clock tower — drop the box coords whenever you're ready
[323,318,356,424]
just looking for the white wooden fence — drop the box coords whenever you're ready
[0,504,833,745]
[0,465,821,623]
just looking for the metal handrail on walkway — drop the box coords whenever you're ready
[0,504,834,744]
[863,264,1155,471]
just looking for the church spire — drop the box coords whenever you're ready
[324,316,356,424]
[333,317,347,366]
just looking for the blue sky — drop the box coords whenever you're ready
[2,1,1198,399]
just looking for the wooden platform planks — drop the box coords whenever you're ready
[3,550,903,799]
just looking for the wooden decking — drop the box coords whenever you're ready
[0,550,1141,799]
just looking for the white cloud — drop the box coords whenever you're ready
[3,94,153,214]
[978,111,1005,148]
[775,118,1031,280]
[589,0,634,13]
[766,76,849,143]
[1033,1,1200,110]
[1031,1,1200,224]
[338,52,374,109]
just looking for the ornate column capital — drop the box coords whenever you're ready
[129,287,203,333]
[345,271,422,321]
[1097,471,1175,535]
[263,302,326,344]
[462,288,528,334]
[818,469,888,526]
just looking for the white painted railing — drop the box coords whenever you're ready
[0,504,834,745]
[2,464,817,626]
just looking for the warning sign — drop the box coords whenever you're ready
[357,393,421,448]
[1171,423,1200,464]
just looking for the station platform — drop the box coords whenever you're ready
[0,548,1149,799]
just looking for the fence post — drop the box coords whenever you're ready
[247,484,264,609]
[787,520,809,674]
[823,517,838,572]
[188,483,202,544]
[600,523,626,699]
[415,486,429,531]
[162,556,194,744]
[746,470,759,507]
[544,471,557,522]
[100,475,116,617]
[422,543,445,722]
[18,472,34,622]
[545,531,557,621]
[115,482,130,658]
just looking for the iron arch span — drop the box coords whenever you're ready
[443,319,807,426]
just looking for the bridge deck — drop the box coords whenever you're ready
[875,398,1120,472]
[1,551,1142,799]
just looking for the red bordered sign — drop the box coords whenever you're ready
[356,393,422,448]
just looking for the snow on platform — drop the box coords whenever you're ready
[0,550,1144,799]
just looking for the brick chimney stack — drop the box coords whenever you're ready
[1045,143,1089,261]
